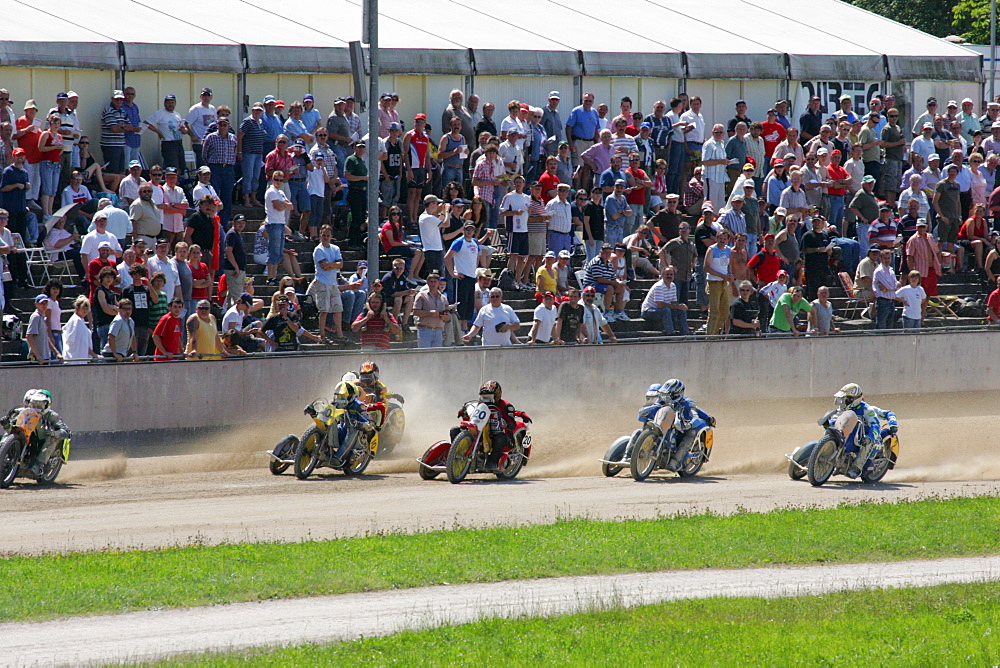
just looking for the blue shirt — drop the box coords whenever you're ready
[301,108,322,134]
[313,243,343,285]
[284,117,310,143]
[566,105,600,142]
[604,193,628,227]
[600,169,626,197]
[0,164,28,212]
[262,113,283,142]
[122,101,142,148]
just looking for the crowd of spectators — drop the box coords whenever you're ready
[4,84,1000,363]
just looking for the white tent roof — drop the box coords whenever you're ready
[0,0,982,81]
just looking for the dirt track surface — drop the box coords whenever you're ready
[2,465,998,555]
[6,555,1000,665]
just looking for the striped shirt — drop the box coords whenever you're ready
[101,104,128,147]
[203,131,237,165]
[641,279,678,311]
[583,256,616,287]
[473,155,501,205]
[309,143,339,179]
[239,116,268,155]
[527,198,548,234]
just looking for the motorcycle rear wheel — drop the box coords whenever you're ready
[344,440,372,475]
[807,434,838,487]
[494,437,525,480]
[677,430,708,478]
[788,460,807,480]
[0,435,21,489]
[294,427,322,480]
[381,410,406,455]
[861,443,891,483]
[37,456,63,485]
[446,430,476,484]
[629,430,659,481]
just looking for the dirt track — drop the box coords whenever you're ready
[1,390,999,555]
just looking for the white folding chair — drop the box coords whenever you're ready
[13,233,52,288]
[48,251,77,287]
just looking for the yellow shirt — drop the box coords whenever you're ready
[186,314,221,358]
[535,266,559,293]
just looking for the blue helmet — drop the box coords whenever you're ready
[645,383,662,403]
[659,379,684,402]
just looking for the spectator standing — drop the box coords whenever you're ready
[528,291,559,345]
[463,287,520,346]
[1,148,31,253]
[121,263,153,355]
[237,102,267,207]
[659,221,695,303]
[808,285,839,335]
[729,280,760,336]
[103,298,138,361]
[144,94,187,172]
[769,285,811,336]
[872,248,899,329]
[880,108,906,208]
[895,270,927,330]
[151,298,185,360]
[351,291,399,350]
[545,183,574,255]
[308,225,345,343]
[439,116,467,188]
[185,298,225,359]
[905,219,942,297]
[325,97,352,179]
[202,117,236,226]
[849,174,880,254]
[263,170,293,283]
[579,285,618,343]
[801,215,833,300]
[541,92,565,156]
[222,214,247,307]
[445,222,481,330]
[36,114,64,216]
[704,229,735,335]
[63,295,99,364]
[474,102,497,139]
[701,125,728,211]
[566,93,600,171]
[933,164,963,268]
[53,92,79,192]
[99,91,129,175]
[553,287,584,344]
[185,88,217,168]
[121,87,142,167]
[344,142,368,248]
[603,179,631,248]
[26,295,60,363]
[441,89,475,148]
[403,114,431,222]
[412,272,450,348]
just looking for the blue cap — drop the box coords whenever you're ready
[128,159,142,168]
[303,93,314,101]
[164,94,176,101]
[640,122,652,129]
[263,95,276,104]
[56,92,68,100]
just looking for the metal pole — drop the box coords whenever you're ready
[366,0,381,278]
[989,0,998,103]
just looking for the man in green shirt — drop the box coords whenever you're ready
[858,112,882,190]
[769,285,811,336]
[344,141,368,248]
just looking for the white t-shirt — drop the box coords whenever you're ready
[500,116,528,150]
[62,313,92,364]
[680,109,705,143]
[90,207,133,240]
[532,303,557,342]
[498,141,523,175]
[418,212,444,252]
[761,280,788,307]
[473,303,520,346]
[80,231,122,259]
[666,110,685,142]
[895,285,926,320]
[192,182,218,202]
[222,305,244,331]
[119,175,146,203]
[147,255,179,300]
[499,191,530,233]
[117,261,133,290]
[185,103,217,141]
[307,166,326,197]
[145,108,185,142]
[47,297,62,331]
[579,301,608,343]
[448,236,480,277]
[264,185,290,226]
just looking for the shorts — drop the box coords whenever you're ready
[288,180,310,211]
[527,232,546,256]
[591,282,609,294]
[881,158,903,194]
[392,245,416,258]
[380,177,401,208]
[408,168,427,189]
[937,217,959,244]
[307,279,343,313]
[509,231,529,257]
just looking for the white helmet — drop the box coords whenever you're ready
[28,391,50,410]
[23,389,37,405]
[834,383,863,409]
[658,379,684,402]
[341,372,359,384]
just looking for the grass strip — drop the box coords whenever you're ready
[163,581,1000,666]
[2,495,999,622]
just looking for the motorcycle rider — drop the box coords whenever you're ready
[1,390,70,477]
[452,380,520,471]
[656,379,714,471]
[329,376,374,467]
[831,383,897,478]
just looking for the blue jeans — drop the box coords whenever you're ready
[902,316,921,330]
[829,194,845,231]
[585,240,600,264]
[39,161,60,197]
[547,230,573,255]
[834,237,860,275]
[746,233,758,257]
[605,222,624,248]
[441,165,463,188]
[695,256,708,307]
[417,327,444,348]
[341,288,367,325]
[241,153,263,195]
[667,142,686,194]
[265,223,285,265]
[331,145,347,176]
[209,163,235,226]
[875,297,896,330]
[857,222,870,255]
[641,306,689,335]
[101,145,125,174]
[488,186,506,228]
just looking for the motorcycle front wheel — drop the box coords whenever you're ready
[629,430,659,481]
[0,435,22,489]
[418,463,440,480]
[269,436,297,475]
[446,430,476,484]
[294,427,322,480]
[807,434,838,487]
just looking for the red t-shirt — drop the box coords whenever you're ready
[152,313,183,359]
[747,249,781,283]
[190,261,210,299]
[353,311,398,349]
[16,117,42,164]
[87,257,117,301]
[537,171,561,201]
[760,122,786,158]
[988,288,1000,320]
[626,168,647,205]
[40,130,62,163]
[406,130,429,169]
[958,216,988,240]
[826,164,848,197]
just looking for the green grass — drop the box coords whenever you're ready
[2,496,999,622]
[163,582,1000,666]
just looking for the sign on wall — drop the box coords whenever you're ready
[793,81,885,121]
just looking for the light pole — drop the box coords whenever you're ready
[365,0,380,278]
[992,0,997,101]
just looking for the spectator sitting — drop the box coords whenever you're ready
[583,243,627,319]
[747,233,781,286]
[103,297,138,362]
[89,199,132,244]
[534,251,560,301]
[382,257,416,334]
[185,298,226,359]
[640,265,689,336]
[624,226,658,278]
[44,214,85,281]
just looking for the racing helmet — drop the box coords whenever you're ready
[835,383,863,409]
[658,379,684,402]
[645,383,662,404]
[27,390,50,410]
[22,389,37,406]
[479,380,502,404]
[341,372,359,384]
[332,380,357,409]
[359,360,379,385]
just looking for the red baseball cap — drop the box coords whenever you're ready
[520,103,530,111]
[12,147,25,156]
[414,112,427,121]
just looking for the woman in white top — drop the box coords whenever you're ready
[62,295,100,364]
[263,170,294,284]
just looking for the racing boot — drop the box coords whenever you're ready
[485,433,509,471]
[846,441,871,479]
[666,441,691,472]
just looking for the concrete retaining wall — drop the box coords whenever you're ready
[1,331,995,434]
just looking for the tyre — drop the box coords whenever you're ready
[601,437,629,477]
[381,409,406,455]
[494,437,525,480]
[418,463,440,480]
[293,427,322,480]
[269,436,296,475]
[807,434,838,487]
[0,435,22,489]
[861,442,891,483]
[344,436,373,475]
[677,430,708,477]
[788,460,807,480]
[629,429,660,481]
[37,456,63,485]
[446,430,476,484]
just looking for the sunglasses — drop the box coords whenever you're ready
[79,142,89,145]
[277,141,288,144]
[888,114,899,118]
[197,306,210,310]
[273,178,285,182]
